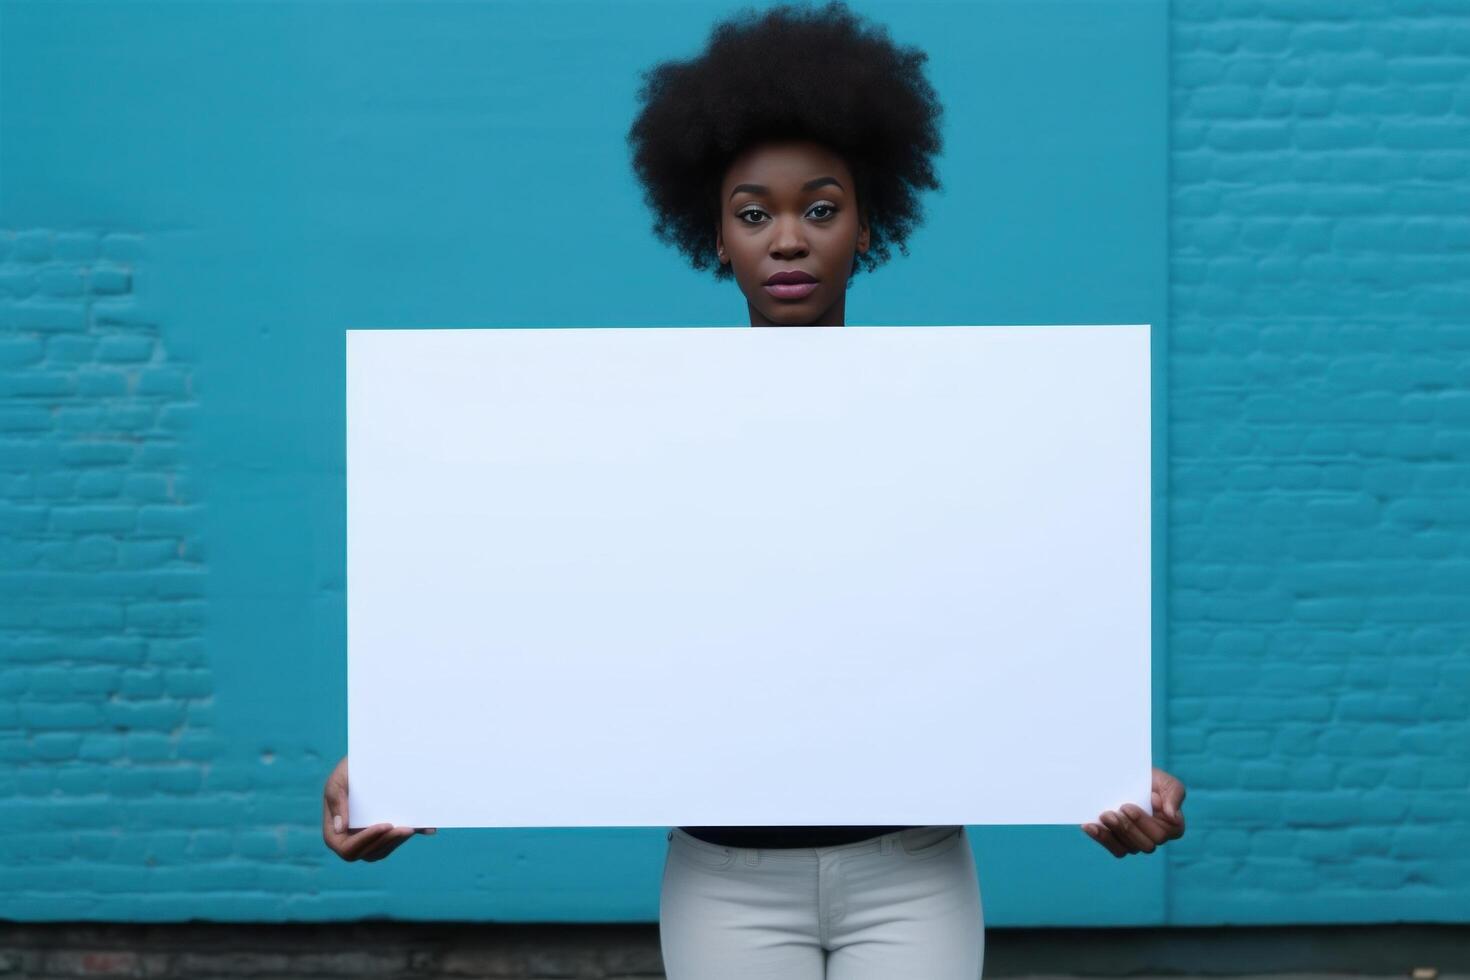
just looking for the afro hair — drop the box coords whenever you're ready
[627,1,944,282]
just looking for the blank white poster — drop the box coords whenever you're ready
[346,325,1152,829]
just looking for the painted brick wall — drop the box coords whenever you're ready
[1,0,1468,928]
[1165,0,1470,922]
[0,230,220,915]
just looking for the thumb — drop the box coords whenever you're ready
[1163,789,1181,821]
[1154,772,1180,819]
[327,763,350,832]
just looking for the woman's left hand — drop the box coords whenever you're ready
[1081,766,1186,858]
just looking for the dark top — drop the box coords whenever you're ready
[680,825,917,848]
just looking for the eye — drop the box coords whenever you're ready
[736,203,838,225]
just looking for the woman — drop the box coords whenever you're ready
[323,3,1187,977]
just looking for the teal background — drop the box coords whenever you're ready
[3,0,1465,926]
[0,0,1168,922]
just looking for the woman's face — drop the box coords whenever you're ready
[716,139,870,327]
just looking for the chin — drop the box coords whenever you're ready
[762,302,825,327]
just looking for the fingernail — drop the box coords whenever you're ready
[332,814,342,833]
[1084,825,1097,837]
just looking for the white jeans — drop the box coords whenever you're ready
[659,826,984,979]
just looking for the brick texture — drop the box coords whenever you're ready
[1166,0,1470,922]
[0,230,218,916]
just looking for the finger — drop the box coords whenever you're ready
[1101,810,1152,853]
[324,769,349,834]
[1087,821,1129,858]
[340,823,396,861]
[362,827,416,862]
[342,824,395,861]
[327,788,346,831]
[1167,778,1187,819]
[1121,804,1173,846]
[1098,812,1134,853]
[1082,822,1112,854]
[1156,807,1187,839]
[321,792,350,849]
[1082,822,1122,855]
[414,827,438,835]
[1113,808,1157,853]
[1154,768,1185,819]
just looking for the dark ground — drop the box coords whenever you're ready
[0,923,1467,979]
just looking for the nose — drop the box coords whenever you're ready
[768,215,809,259]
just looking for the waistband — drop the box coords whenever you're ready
[668,825,964,860]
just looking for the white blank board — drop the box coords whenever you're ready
[347,326,1152,828]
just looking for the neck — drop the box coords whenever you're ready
[747,292,847,327]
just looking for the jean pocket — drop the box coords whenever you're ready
[669,830,738,871]
[897,825,964,860]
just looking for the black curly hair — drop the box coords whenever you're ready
[627,1,944,282]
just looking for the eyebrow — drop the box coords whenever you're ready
[728,176,844,201]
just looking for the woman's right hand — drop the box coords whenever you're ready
[321,755,437,861]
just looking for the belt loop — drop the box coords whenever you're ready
[745,847,760,867]
[880,835,895,855]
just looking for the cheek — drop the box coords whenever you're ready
[728,243,762,282]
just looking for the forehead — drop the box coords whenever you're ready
[720,139,854,195]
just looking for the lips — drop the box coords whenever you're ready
[764,270,818,285]
[763,269,820,301]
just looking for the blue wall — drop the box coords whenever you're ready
[1,0,1465,926]
[1164,0,1470,922]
